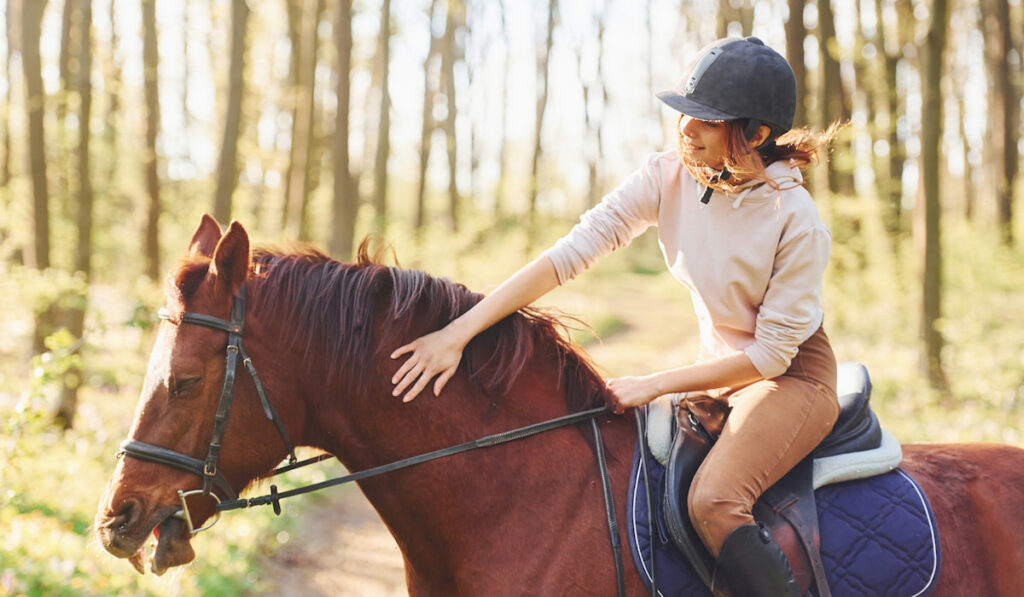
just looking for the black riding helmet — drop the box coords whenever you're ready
[658,37,797,141]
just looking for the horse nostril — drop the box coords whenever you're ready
[110,499,140,535]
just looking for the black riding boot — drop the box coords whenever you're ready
[711,523,803,597]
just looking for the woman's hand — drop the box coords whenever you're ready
[390,326,468,402]
[606,375,661,413]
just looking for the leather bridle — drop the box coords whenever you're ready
[119,285,300,535]
[115,285,628,595]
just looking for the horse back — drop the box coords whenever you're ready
[901,443,1024,597]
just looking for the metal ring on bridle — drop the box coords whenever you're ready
[174,489,222,536]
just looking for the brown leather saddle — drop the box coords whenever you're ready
[663,362,882,597]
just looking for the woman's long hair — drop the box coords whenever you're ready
[679,116,846,193]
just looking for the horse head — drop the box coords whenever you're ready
[94,214,303,575]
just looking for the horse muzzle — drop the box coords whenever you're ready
[95,496,198,575]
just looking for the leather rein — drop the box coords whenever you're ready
[116,286,626,595]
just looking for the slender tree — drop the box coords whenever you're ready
[373,0,393,236]
[54,0,76,211]
[213,0,250,223]
[871,0,900,234]
[578,1,608,208]
[330,0,358,260]
[918,0,951,391]
[142,0,161,279]
[1,0,14,191]
[23,0,48,273]
[494,0,509,218]
[817,0,854,194]
[528,0,557,237]
[785,0,808,127]
[440,0,462,232]
[23,0,52,353]
[181,0,192,148]
[105,0,122,185]
[56,0,93,430]
[284,0,324,241]
[717,0,753,37]
[414,0,441,235]
[981,0,1019,246]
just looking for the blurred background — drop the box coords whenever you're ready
[0,0,1021,594]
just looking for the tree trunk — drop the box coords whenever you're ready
[785,0,808,127]
[872,0,903,235]
[181,0,192,146]
[23,0,49,272]
[817,0,854,195]
[1,0,14,191]
[528,0,556,237]
[330,0,358,260]
[284,0,323,241]
[441,0,461,232]
[494,0,509,218]
[579,1,607,209]
[281,0,302,235]
[981,0,1019,246]
[213,0,250,223]
[23,0,52,353]
[142,0,161,279]
[957,84,975,220]
[414,0,440,235]
[373,0,393,237]
[56,0,92,431]
[717,0,754,37]
[104,0,121,185]
[918,0,950,392]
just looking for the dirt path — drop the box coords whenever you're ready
[250,488,407,596]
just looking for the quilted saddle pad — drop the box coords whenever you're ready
[626,445,941,597]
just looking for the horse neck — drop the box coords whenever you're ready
[308,347,638,588]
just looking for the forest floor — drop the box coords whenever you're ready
[248,488,406,597]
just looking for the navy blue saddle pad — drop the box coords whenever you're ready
[627,444,941,597]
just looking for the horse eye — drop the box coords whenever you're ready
[170,377,201,399]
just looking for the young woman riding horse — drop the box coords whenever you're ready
[391,37,840,597]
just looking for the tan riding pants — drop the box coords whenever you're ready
[687,326,840,557]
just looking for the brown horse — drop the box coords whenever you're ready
[96,215,1024,595]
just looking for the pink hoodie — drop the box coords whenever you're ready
[544,150,830,379]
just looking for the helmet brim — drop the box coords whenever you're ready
[657,91,740,122]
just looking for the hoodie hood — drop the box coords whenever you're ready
[722,160,803,208]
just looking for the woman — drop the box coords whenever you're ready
[391,36,840,597]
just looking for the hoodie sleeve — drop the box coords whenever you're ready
[544,153,664,284]
[744,224,831,378]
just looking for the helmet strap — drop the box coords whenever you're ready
[743,118,762,142]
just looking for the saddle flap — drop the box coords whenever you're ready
[663,405,717,587]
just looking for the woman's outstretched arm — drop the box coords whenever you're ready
[390,255,560,402]
[606,351,764,411]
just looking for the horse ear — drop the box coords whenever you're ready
[210,221,250,294]
[189,213,223,259]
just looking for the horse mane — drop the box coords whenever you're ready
[171,241,609,413]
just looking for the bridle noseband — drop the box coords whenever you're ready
[118,285,299,534]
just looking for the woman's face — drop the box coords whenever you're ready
[678,116,731,170]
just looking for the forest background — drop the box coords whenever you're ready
[1,0,1022,594]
